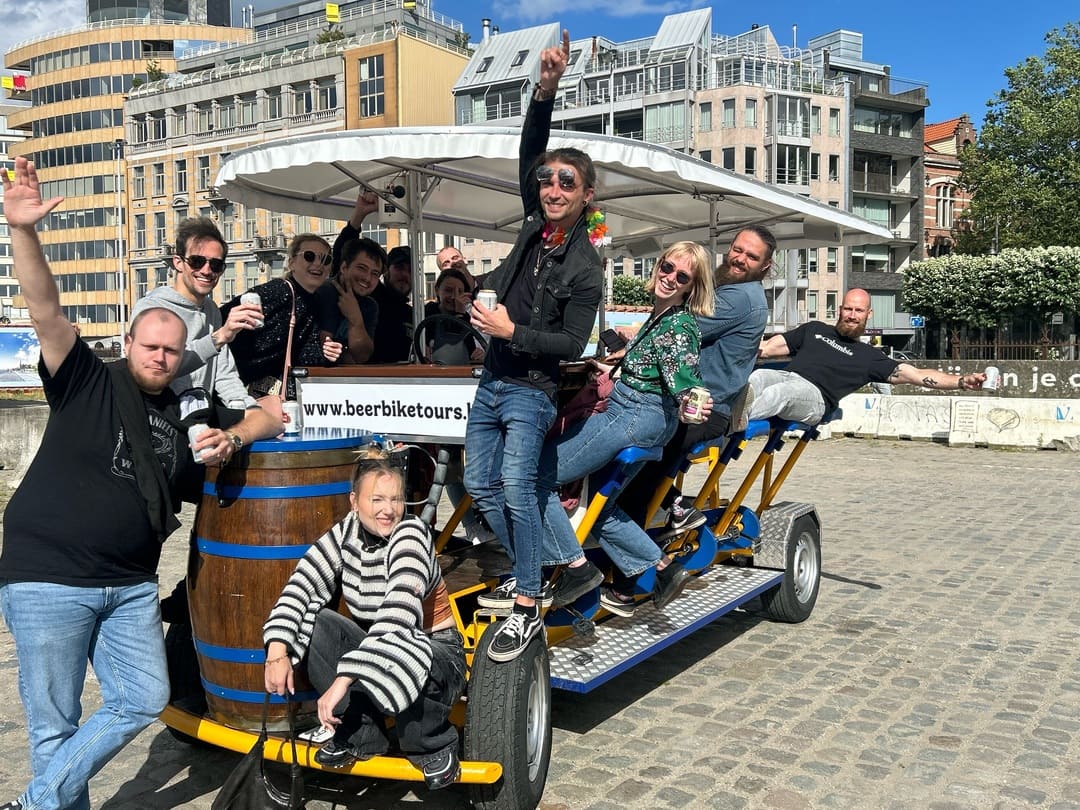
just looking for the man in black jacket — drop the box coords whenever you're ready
[464,30,605,662]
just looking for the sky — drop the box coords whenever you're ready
[0,1,1072,129]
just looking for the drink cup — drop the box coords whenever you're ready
[982,366,1001,391]
[682,386,710,424]
[188,423,212,463]
[282,400,301,435]
[240,291,264,328]
[476,289,497,311]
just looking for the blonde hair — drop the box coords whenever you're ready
[645,241,714,317]
[284,233,332,278]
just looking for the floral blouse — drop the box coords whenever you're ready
[618,306,703,400]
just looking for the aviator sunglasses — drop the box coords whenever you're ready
[181,254,226,274]
[297,249,333,266]
[536,166,578,191]
[658,260,692,286]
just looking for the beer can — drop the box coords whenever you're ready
[188,423,212,463]
[476,289,498,311]
[240,291,264,328]
[682,386,710,424]
[982,366,1001,391]
[282,400,301,435]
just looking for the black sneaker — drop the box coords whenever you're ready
[656,499,707,540]
[0,801,23,810]
[487,603,544,662]
[653,561,692,609]
[314,736,359,768]
[548,560,604,608]
[600,586,637,617]
[477,578,553,615]
[415,745,461,791]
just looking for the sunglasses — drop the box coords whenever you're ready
[658,260,692,286]
[297,249,332,266]
[536,166,578,191]
[182,254,226,274]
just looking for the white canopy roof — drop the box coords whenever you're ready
[215,126,892,254]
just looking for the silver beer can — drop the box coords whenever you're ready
[240,291,264,328]
[282,400,301,435]
[188,423,212,463]
[476,289,498,311]
[982,366,1001,391]
[683,386,710,424]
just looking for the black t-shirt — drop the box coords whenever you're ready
[1,340,190,586]
[368,282,412,363]
[785,321,899,410]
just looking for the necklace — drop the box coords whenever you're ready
[534,241,556,276]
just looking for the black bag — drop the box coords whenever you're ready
[212,694,305,810]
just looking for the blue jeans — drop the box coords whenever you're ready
[539,381,678,576]
[0,580,170,810]
[463,372,557,597]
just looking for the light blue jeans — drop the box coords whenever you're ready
[538,381,678,576]
[0,580,170,810]
[748,368,827,425]
[463,372,557,597]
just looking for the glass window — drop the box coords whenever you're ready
[175,159,187,194]
[173,107,187,136]
[698,102,711,132]
[476,57,493,73]
[154,212,166,246]
[511,50,528,67]
[806,291,817,319]
[828,154,839,182]
[828,107,840,136]
[152,162,165,196]
[358,55,385,118]
[744,146,756,176]
[936,185,955,228]
[722,147,735,171]
[744,98,757,128]
[827,247,837,273]
[134,214,146,250]
[810,152,820,181]
[197,156,210,190]
[266,90,282,119]
[810,105,820,134]
[132,166,145,198]
[721,98,735,128]
[825,291,837,320]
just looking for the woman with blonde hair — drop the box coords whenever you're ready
[482,241,714,617]
[223,233,343,398]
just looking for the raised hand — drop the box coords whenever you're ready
[2,156,64,229]
[539,29,571,92]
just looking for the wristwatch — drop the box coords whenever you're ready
[225,431,243,452]
[956,375,967,390]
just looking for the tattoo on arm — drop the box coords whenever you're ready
[922,377,939,388]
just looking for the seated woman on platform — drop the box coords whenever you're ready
[263,454,466,790]
[532,241,714,616]
[222,233,343,398]
[423,268,485,365]
[316,237,383,364]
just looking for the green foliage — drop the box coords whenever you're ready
[902,247,1080,326]
[316,26,346,44]
[145,59,165,82]
[611,274,650,306]
[958,22,1080,252]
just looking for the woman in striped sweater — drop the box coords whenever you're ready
[263,456,465,789]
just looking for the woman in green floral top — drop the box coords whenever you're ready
[534,241,714,615]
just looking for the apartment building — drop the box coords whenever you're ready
[2,3,247,339]
[452,10,929,343]
[924,114,975,257]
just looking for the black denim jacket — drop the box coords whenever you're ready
[481,96,603,383]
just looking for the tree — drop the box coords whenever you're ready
[957,22,1080,252]
[316,25,346,44]
[611,274,650,306]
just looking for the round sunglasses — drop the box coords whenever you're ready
[181,254,226,274]
[658,260,692,286]
[535,166,578,191]
[296,249,332,266]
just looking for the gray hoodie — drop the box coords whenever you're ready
[131,286,255,407]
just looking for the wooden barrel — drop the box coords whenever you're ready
[187,428,371,731]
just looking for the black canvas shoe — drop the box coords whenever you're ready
[548,560,604,608]
[314,736,359,768]
[477,578,552,615]
[487,603,544,662]
[653,561,692,609]
[656,498,707,540]
[416,745,461,790]
[600,586,637,617]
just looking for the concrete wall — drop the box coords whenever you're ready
[0,404,49,477]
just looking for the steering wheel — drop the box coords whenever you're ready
[413,314,489,365]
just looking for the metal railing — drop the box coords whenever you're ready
[954,341,1079,362]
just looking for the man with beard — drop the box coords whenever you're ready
[619,225,772,532]
[749,287,986,425]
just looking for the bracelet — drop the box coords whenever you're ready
[533,82,556,101]
[264,654,289,666]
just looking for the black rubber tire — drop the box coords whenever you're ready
[465,626,552,810]
[759,514,821,623]
[413,314,488,365]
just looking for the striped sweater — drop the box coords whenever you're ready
[263,512,441,714]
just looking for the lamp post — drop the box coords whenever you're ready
[113,138,127,352]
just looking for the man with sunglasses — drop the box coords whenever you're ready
[464,29,604,663]
[0,157,245,810]
[132,216,281,454]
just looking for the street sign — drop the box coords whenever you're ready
[1051,312,1064,325]
[909,315,925,328]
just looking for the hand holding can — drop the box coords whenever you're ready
[681,386,710,424]
[240,291,264,328]
[982,366,1001,391]
[188,423,212,463]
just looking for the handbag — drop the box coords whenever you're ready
[211,694,305,810]
[249,280,297,430]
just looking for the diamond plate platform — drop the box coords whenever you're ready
[548,565,783,693]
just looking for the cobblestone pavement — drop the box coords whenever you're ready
[1,438,1079,809]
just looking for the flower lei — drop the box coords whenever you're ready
[541,206,611,250]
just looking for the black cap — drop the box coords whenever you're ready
[387,245,412,267]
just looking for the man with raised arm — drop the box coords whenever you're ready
[750,287,987,425]
[0,157,237,810]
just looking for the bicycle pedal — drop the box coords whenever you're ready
[566,609,595,637]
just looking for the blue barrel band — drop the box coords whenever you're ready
[204,480,353,499]
[201,677,318,704]
[193,639,266,664]
[196,536,311,560]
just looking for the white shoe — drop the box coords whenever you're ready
[298,725,334,744]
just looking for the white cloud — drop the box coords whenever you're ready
[0,0,84,75]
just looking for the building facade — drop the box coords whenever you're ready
[923,114,975,257]
[0,103,28,322]
[452,11,929,345]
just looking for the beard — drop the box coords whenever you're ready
[836,319,866,339]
